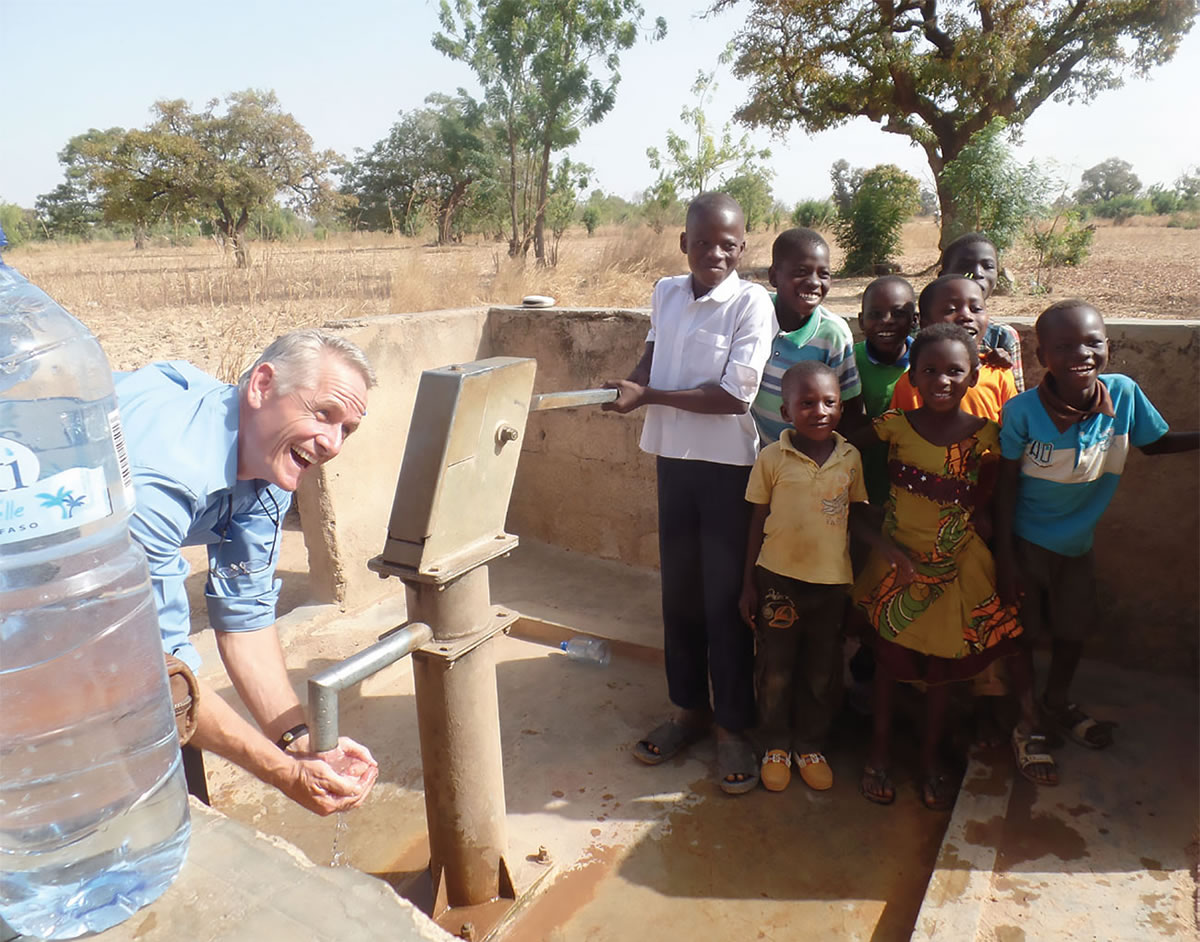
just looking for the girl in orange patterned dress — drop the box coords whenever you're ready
[851,324,1055,810]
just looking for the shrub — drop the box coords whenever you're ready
[792,199,836,228]
[939,118,1049,252]
[832,164,920,275]
[1148,184,1180,216]
[1028,210,1095,292]
[0,203,38,246]
[581,206,601,236]
[1091,194,1151,224]
[1167,213,1200,230]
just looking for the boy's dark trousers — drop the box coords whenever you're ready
[752,566,845,754]
[657,456,755,733]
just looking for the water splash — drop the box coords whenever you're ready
[330,812,349,868]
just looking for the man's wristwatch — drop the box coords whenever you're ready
[275,723,310,752]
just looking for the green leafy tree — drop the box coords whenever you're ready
[68,91,343,266]
[722,170,774,231]
[832,163,920,275]
[1175,167,1200,202]
[646,69,771,200]
[340,93,502,242]
[720,0,1196,248]
[792,199,836,228]
[0,204,38,246]
[830,159,863,216]
[939,118,1049,252]
[640,177,680,233]
[1075,157,1142,204]
[34,181,102,240]
[544,158,591,264]
[581,205,601,235]
[434,0,664,262]
[60,127,178,249]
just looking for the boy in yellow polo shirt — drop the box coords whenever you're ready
[739,361,869,792]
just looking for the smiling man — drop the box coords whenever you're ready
[114,328,379,816]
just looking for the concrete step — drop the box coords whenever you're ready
[87,799,454,942]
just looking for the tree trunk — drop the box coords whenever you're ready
[133,224,147,251]
[438,180,469,245]
[533,137,554,264]
[232,208,251,268]
[923,132,969,253]
[506,123,520,257]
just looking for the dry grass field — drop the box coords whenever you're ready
[7,217,1197,380]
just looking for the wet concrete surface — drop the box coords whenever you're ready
[187,538,1196,940]
[916,656,1198,941]
[194,540,949,941]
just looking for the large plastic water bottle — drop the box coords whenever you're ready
[0,233,190,938]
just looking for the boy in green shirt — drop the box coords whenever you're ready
[853,276,917,505]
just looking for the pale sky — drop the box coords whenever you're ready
[2,0,1197,210]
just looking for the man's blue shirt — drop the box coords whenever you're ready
[115,361,291,670]
[999,373,1167,557]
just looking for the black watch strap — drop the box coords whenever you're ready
[275,723,309,752]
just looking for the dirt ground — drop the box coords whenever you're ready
[6,218,1197,376]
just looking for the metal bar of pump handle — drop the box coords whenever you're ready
[528,388,619,412]
[307,622,434,753]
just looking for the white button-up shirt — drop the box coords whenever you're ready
[639,272,776,466]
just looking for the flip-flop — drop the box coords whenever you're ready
[921,771,958,812]
[633,719,710,766]
[860,765,895,805]
[717,738,759,795]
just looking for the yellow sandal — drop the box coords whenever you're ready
[760,749,791,792]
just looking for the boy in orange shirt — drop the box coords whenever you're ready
[890,275,1017,420]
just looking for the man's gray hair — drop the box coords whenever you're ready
[239,328,377,394]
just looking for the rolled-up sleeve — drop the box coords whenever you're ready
[205,487,289,635]
[129,471,203,671]
[720,287,776,403]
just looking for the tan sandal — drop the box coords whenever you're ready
[761,749,791,792]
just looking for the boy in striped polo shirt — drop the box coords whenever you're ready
[751,228,863,445]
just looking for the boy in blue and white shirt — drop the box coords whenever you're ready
[995,300,1197,750]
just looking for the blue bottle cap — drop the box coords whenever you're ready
[560,640,569,651]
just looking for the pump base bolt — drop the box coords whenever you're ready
[459,922,475,940]
[528,845,550,864]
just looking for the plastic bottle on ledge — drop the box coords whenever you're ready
[560,637,612,667]
[0,225,190,939]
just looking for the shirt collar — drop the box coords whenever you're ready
[779,428,849,466]
[1037,374,1115,434]
[692,271,742,304]
[776,303,824,346]
[864,336,911,369]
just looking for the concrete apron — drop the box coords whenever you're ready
[914,657,1198,941]
[182,540,946,941]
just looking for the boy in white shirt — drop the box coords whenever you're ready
[605,193,776,793]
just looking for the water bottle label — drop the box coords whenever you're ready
[0,437,113,544]
[108,408,134,499]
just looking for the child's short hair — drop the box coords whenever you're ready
[686,192,744,227]
[938,232,997,269]
[772,227,828,266]
[862,274,915,310]
[781,359,839,398]
[909,323,979,371]
[917,274,978,324]
[1035,299,1103,341]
